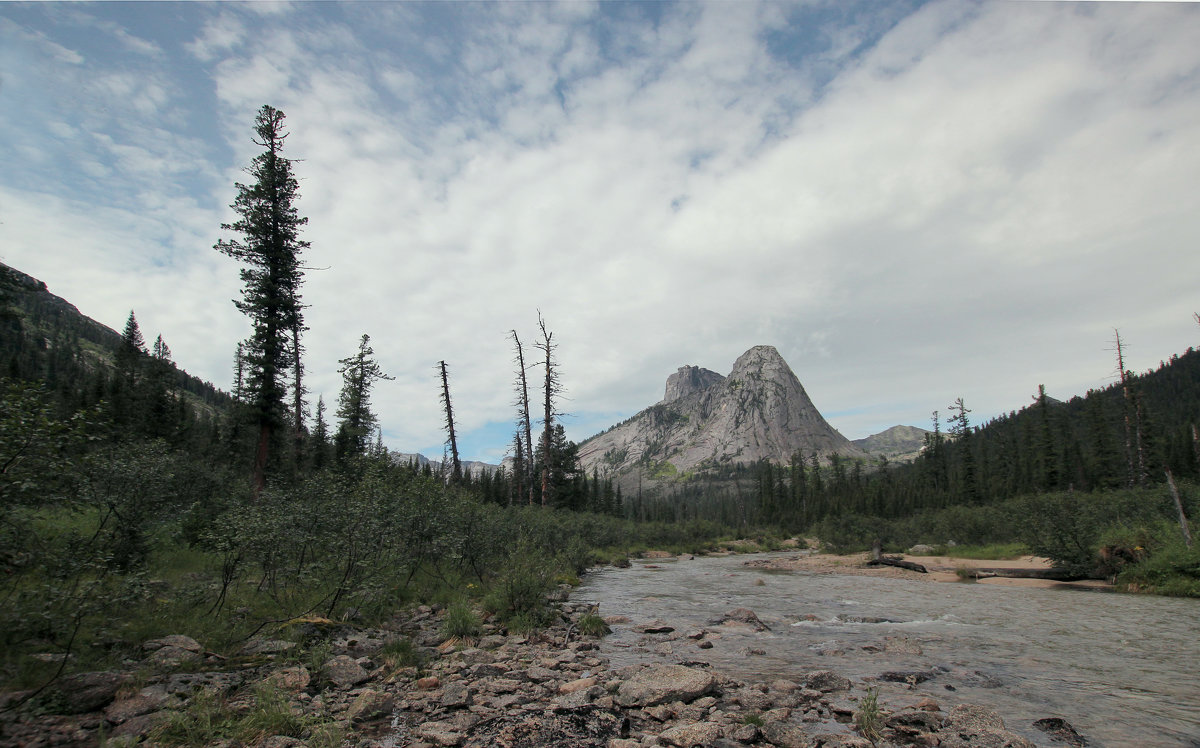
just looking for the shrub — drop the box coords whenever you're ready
[379,637,425,669]
[440,602,482,641]
[576,613,610,638]
[854,687,883,744]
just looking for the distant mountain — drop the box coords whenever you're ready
[852,424,931,462]
[392,452,500,478]
[578,345,864,481]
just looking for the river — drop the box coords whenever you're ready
[574,552,1200,747]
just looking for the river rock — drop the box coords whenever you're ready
[659,721,723,747]
[719,607,770,631]
[760,721,810,748]
[104,688,169,724]
[54,671,126,714]
[615,665,716,707]
[322,655,369,689]
[1033,717,1088,746]
[265,665,310,691]
[346,689,395,724]
[143,635,203,654]
[940,704,1036,748]
[240,637,296,655]
[441,681,472,708]
[803,670,851,692]
[417,719,464,746]
[633,620,675,634]
[881,669,938,684]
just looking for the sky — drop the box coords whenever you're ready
[2,1,1199,464]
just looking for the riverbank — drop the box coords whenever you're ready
[741,550,1113,590]
[0,584,1079,748]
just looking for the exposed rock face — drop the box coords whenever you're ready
[579,345,863,478]
[852,424,931,462]
[663,365,725,403]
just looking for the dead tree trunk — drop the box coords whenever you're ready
[536,313,559,507]
[1166,469,1194,548]
[510,330,535,505]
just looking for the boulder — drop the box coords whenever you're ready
[760,721,810,748]
[1033,717,1088,746]
[265,665,310,692]
[346,688,395,724]
[55,671,126,714]
[719,608,770,631]
[143,635,202,653]
[441,681,472,708]
[633,620,675,634]
[104,689,168,724]
[659,721,723,747]
[940,704,1036,748]
[145,645,202,669]
[321,655,369,689]
[615,665,716,707]
[803,670,852,692]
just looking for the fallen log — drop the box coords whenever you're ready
[866,555,928,573]
[971,567,1087,581]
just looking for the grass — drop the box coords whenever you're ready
[741,713,765,727]
[854,687,884,745]
[379,637,425,671]
[150,683,341,747]
[928,542,1028,560]
[439,602,482,641]
[576,612,611,638]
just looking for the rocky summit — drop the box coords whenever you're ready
[579,345,863,480]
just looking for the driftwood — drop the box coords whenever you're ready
[866,555,928,573]
[966,567,1086,581]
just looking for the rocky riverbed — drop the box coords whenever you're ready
[0,588,1086,748]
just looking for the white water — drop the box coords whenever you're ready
[575,553,1200,747]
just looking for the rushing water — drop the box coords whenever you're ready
[574,553,1200,747]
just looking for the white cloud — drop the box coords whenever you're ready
[2,0,1198,458]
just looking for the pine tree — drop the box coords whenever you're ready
[334,334,393,462]
[116,311,147,385]
[214,105,309,495]
[438,360,462,483]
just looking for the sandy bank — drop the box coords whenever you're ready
[742,551,1113,591]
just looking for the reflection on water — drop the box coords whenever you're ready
[575,553,1200,748]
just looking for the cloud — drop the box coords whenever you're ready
[2,0,1198,461]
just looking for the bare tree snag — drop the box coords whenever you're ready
[535,312,561,508]
[1166,469,1194,548]
[510,330,535,505]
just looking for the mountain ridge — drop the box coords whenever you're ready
[578,345,864,481]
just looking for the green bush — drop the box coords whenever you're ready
[576,613,610,638]
[1117,536,1200,597]
[440,602,482,641]
[482,549,555,629]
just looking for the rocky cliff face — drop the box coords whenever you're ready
[852,424,931,462]
[578,345,863,478]
[663,365,725,403]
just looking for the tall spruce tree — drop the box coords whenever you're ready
[214,105,309,495]
[334,334,393,462]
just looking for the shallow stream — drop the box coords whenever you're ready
[574,552,1200,747]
